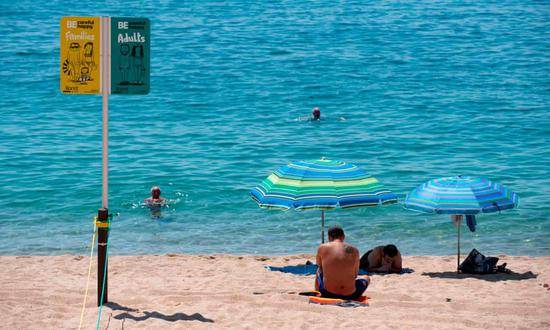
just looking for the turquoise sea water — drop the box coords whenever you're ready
[0,1,548,256]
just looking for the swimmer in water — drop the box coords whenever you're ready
[312,107,321,120]
[145,186,166,218]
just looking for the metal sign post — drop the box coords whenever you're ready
[61,15,149,308]
[102,16,110,211]
[97,16,111,307]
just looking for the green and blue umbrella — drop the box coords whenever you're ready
[404,175,519,271]
[251,158,397,242]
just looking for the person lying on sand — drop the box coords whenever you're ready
[360,244,402,273]
[315,226,369,299]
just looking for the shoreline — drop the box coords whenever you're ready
[2,254,549,329]
[2,252,550,257]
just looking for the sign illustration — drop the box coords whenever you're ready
[60,17,101,94]
[111,17,150,94]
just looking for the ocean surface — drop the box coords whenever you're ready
[0,1,548,256]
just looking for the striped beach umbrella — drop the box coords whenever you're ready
[404,175,519,271]
[404,176,519,214]
[251,158,397,242]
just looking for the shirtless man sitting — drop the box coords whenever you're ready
[315,226,370,299]
[359,244,402,273]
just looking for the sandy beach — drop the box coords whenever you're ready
[1,254,549,329]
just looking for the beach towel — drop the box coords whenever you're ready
[368,268,415,275]
[265,263,370,276]
[305,291,369,307]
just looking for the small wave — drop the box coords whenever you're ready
[269,49,291,56]
[15,51,49,57]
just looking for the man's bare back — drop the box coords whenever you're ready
[314,226,369,299]
[316,241,360,295]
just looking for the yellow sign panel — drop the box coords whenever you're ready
[60,17,101,94]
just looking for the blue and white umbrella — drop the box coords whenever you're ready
[404,176,519,214]
[404,176,519,270]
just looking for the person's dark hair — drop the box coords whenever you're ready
[312,107,321,120]
[327,226,344,239]
[383,244,398,257]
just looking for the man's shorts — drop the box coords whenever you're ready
[317,272,369,300]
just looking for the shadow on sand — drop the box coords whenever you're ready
[106,301,214,324]
[421,270,537,282]
[105,302,139,312]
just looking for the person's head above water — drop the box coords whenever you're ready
[312,107,321,120]
[145,186,165,209]
[151,186,161,199]
[327,225,345,241]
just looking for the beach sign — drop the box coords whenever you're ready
[110,18,150,94]
[60,17,101,94]
[59,16,151,307]
[60,16,150,94]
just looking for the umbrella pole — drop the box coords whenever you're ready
[457,220,461,273]
[321,210,325,243]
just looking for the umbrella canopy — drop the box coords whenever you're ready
[404,176,519,214]
[403,175,519,271]
[251,158,397,210]
[251,158,397,242]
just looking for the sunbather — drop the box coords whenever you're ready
[359,244,402,273]
[315,226,369,299]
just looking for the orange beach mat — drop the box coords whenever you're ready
[307,291,369,307]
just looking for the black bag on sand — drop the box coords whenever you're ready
[459,249,500,274]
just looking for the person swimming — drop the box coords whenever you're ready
[312,107,321,120]
[144,186,166,218]
[295,107,344,122]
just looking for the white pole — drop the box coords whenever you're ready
[101,17,110,209]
